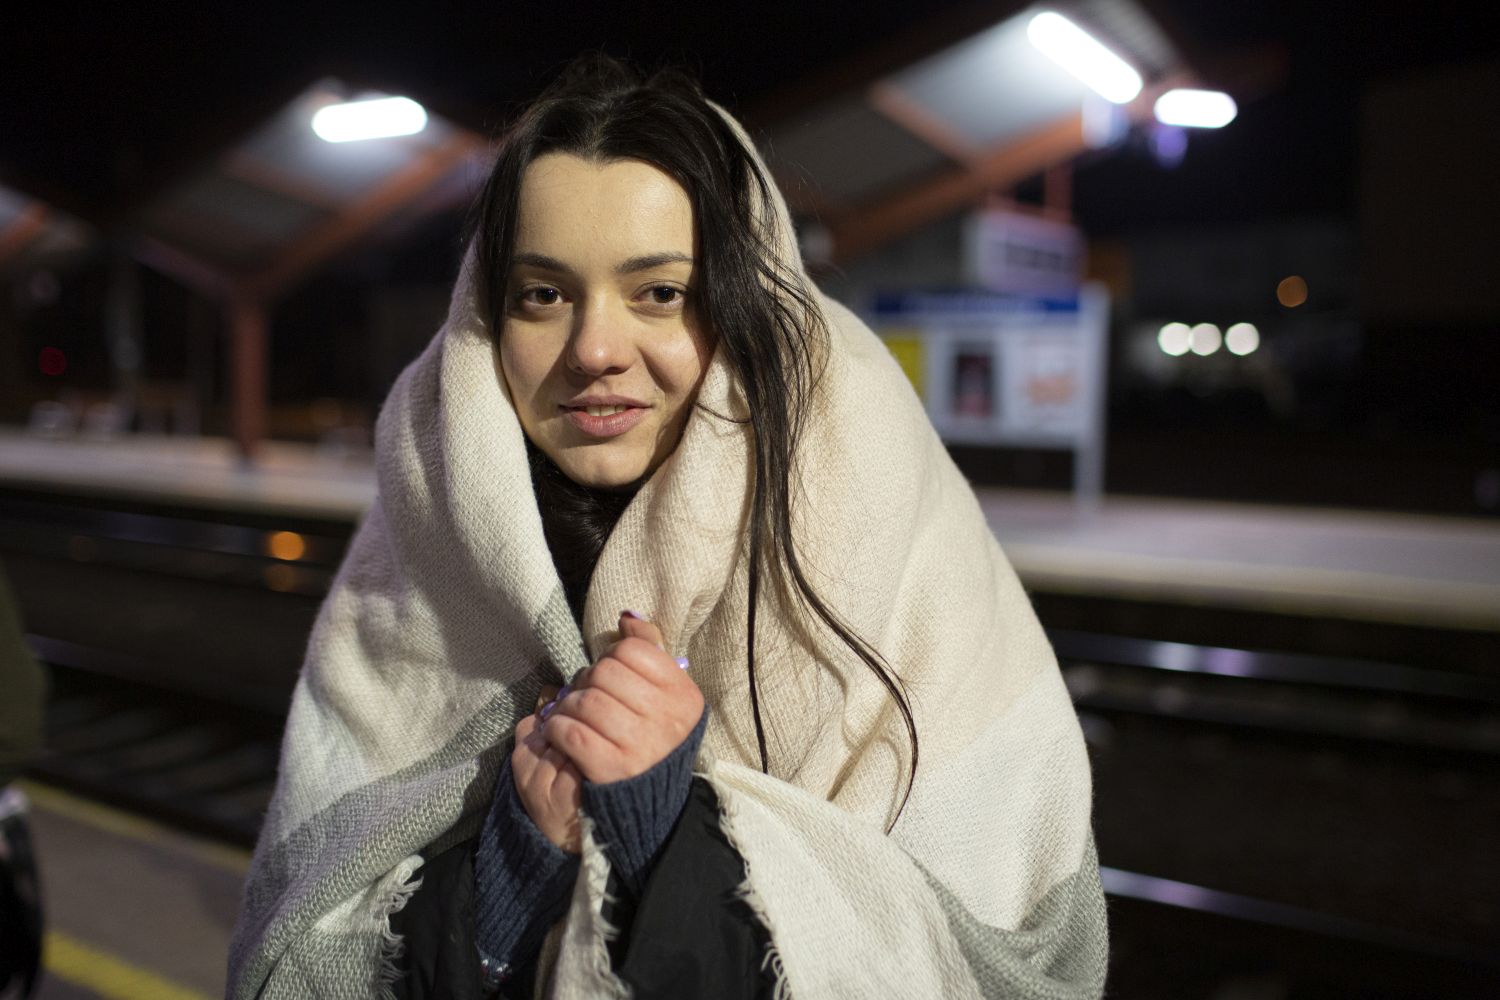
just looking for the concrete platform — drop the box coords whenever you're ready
[0,430,373,520]
[4,428,1499,633]
[978,491,1500,632]
[17,780,247,1000]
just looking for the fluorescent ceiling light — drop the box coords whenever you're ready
[1154,89,1238,128]
[1027,12,1143,104]
[312,97,428,143]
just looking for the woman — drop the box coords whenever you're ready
[228,57,1106,1000]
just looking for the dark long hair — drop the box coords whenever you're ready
[469,55,917,824]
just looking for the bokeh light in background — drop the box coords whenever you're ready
[1149,123,1189,168]
[1276,275,1309,308]
[1225,322,1261,356]
[262,563,299,592]
[1189,323,1223,356]
[265,531,307,561]
[38,346,67,376]
[1157,322,1191,356]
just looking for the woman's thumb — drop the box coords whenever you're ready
[619,609,666,651]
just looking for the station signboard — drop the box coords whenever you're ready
[964,207,1084,298]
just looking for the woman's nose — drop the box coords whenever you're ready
[566,299,633,376]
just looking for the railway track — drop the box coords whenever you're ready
[25,624,1500,992]
[7,487,1500,996]
[29,655,281,847]
[1052,630,1500,998]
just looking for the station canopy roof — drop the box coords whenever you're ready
[128,79,486,302]
[119,0,1271,290]
[0,186,95,276]
[751,0,1276,261]
[4,0,1274,292]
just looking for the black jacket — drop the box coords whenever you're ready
[390,777,778,1000]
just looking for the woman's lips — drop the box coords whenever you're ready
[561,405,648,438]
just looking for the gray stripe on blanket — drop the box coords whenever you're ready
[230,587,584,1000]
[919,836,1109,1000]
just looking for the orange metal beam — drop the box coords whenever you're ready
[241,133,482,302]
[1043,162,1073,220]
[0,204,51,270]
[867,82,983,166]
[829,112,1085,261]
[131,235,235,299]
[829,68,1234,262]
[220,151,347,211]
[742,0,1027,129]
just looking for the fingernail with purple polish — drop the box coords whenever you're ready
[539,698,558,722]
[674,656,690,670]
[622,609,645,621]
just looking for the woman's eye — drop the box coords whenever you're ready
[646,286,684,306]
[519,286,562,307]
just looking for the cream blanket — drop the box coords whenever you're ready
[228,112,1107,1000]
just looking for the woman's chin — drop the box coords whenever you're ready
[551,447,652,491]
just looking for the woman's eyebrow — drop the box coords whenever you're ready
[510,251,694,275]
[511,251,571,273]
[616,252,693,274]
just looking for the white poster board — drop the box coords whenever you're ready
[874,284,1110,509]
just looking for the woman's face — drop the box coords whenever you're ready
[499,152,713,490]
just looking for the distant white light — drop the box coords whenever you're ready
[1154,89,1238,128]
[1157,322,1191,356]
[312,97,428,143]
[1189,323,1222,355]
[1027,12,1143,104]
[1225,322,1260,355]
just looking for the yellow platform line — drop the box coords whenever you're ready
[17,779,252,876]
[43,931,214,1000]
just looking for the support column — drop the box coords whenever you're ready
[1043,162,1073,220]
[228,296,268,463]
[105,250,143,430]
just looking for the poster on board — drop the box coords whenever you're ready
[872,284,1110,505]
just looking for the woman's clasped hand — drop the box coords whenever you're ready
[512,610,705,853]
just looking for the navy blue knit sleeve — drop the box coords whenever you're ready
[471,759,579,982]
[580,706,708,896]
[472,708,708,982]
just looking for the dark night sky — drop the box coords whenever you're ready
[3,0,1497,236]
[0,0,1006,220]
[1074,0,1500,232]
